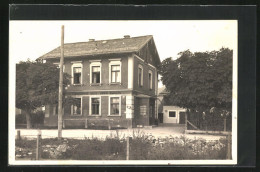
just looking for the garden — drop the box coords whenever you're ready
[15,131,230,160]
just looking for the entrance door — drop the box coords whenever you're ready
[179,112,186,124]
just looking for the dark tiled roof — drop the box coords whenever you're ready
[39,35,153,59]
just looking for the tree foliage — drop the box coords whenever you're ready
[159,48,233,117]
[16,60,71,128]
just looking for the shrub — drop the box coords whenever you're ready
[15,135,228,160]
[71,138,126,160]
[31,111,45,125]
[15,114,27,124]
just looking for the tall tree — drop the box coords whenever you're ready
[159,48,232,128]
[16,60,71,128]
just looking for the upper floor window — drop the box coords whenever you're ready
[111,65,120,83]
[73,67,82,84]
[109,59,121,84]
[90,61,101,85]
[148,70,153,89]
[138,64,143,87]
[71,62,82,85]
[92,66,100,83]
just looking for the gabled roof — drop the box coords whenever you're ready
[38,35,154,60]
[158,87,170,96]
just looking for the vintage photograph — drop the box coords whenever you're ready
[9,20,237,165]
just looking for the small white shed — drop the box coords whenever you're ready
[163,106,186,124]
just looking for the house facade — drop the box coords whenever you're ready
[38,35,161,128]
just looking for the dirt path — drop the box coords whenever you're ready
[15,127,225,141]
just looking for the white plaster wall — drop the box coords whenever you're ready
[163,106,186,124]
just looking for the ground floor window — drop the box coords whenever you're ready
[91,97,100,115]
[71,98,81,115]
[110,97,120,116]
[169,111,176,117]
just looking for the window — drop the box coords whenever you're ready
[138,65,143,86]
[111,65,120,83]
[91,97,100,115]
[73,67,82,84]
[109,97,120,116]
[92,66,100,83]
[169,111,176,117]
[148,70,153,89]
[90,61,101,84]
[71,62,82,85]
[109,59,121,84]
[71,98,81,115]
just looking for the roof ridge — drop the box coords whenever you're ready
[63,35,153,45]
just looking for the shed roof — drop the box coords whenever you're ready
[38,35,154,60]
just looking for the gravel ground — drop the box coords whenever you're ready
[15,124,225,141]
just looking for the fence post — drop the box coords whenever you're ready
[108,119,111,130]
[85,118,88,129]
[224,118,227,132]
[226,132,231,159]
[36,130,42,160]
[17,130,21,140]
[185,113,187,133]
[126,136,132,160]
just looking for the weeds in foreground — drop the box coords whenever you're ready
[15,134,228,160]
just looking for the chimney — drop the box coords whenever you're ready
[89,39,95,42]
[124,35,130,39]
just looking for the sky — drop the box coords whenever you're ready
[9,20,237,62]
[9,20,237,87]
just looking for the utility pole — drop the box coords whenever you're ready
[58,25,64,139]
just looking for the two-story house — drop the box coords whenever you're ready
[38,35,161,129]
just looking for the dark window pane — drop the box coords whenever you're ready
[110,97,119,115]
[169,111,176,117]
[73,67,81,84]
[91,98,100,115]
[138,67,142,86]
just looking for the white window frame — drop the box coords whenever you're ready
[138,64,143,86]
[70,96,83,116]
[148,70,153,90]
[108,96,121,116]
[71,62,83,85]
[89,96,101,116]
[109,59,121,84]
[90,61,102,85]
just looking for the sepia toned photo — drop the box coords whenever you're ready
[9,20,237,165]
